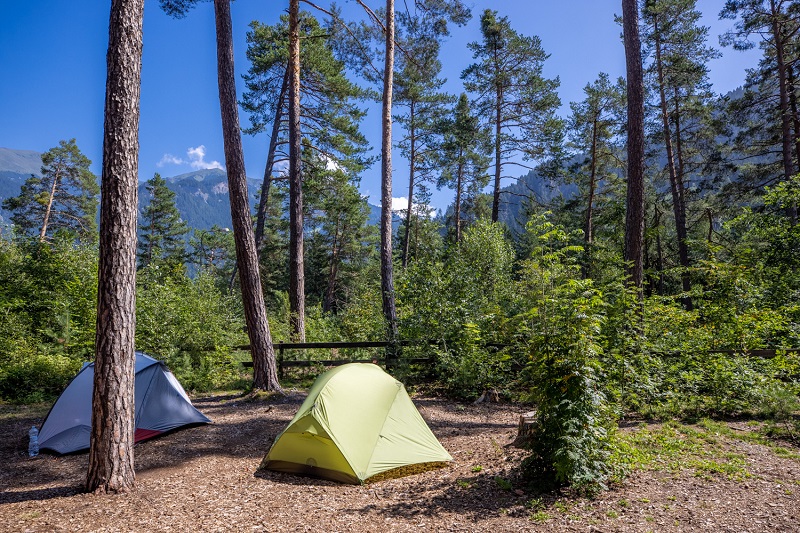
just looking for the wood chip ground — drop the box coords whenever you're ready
[2,393,800,532]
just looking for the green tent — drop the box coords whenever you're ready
[261,363,452,484]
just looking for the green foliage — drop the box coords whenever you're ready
[0,353,81,404]
[398,220,514,398]
[136,267,247,391]
[2,139,98,241]
[0,236,98,401]
[138,172,189,271]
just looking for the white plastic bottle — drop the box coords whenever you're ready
[28,426,39,457]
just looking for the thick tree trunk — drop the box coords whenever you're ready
[213,0,281,391]
[401,103,416,268]
[86,0,143,494]
[622,0,645,297]
[254,65,289,250]
[288,0,306,341]
[381,0,399,351]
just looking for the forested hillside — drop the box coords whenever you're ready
[1,0,799,496]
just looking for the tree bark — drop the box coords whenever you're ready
[254,64,289,250]
[86,0,143,494]
[213,0,281,391]
[787,64,800,172]
[381,0,400,351]
[288,0,306,341]
[622,0,645,297]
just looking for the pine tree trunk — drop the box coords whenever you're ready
[288,0,306,341]
[655,205,665,296]
[213,0,281,391]
[381,0,399,352]
[402,102,416,268]
[86,0,143,494]
[622,0,645,297]
[254,65,289,250]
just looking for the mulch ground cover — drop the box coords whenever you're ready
[2,392,800,532]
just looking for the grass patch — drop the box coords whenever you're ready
[610,421,751,481]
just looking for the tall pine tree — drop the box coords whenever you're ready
[4,139,99,242]
[462,9,562,223]
[138,173,189,271]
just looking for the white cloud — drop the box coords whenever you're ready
[392,197,410,212]
[157,145,225,171]
[391,197,436,218]
[187,145,224,170]
[157,153,185,167]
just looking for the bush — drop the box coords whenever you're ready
[0,354,81,404]
[516,215,614,493]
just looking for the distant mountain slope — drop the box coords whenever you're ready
[0,148,42,225]
[143,168,260,231]
[0,148,41,177]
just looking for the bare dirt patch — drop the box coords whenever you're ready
[2,394,800,532]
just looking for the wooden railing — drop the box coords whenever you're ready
[229,342,799,378]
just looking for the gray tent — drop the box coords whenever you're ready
[38,352,210,454]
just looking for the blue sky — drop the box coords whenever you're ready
[0,1,760,210]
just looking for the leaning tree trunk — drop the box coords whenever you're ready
[672,88,692,310]
[288,0,306,341]
[455,155,464,243]
[771,1,798,224]
[381,0,400,353]
[622,0,645,298]
[254,64,289,250]
[401,103,416,269]
[491,81,503,223]
[213,0,281,391]
[654,21,691,310]
[86,0,143,494]
[39,169,61,242]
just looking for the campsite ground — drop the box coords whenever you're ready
[2,392,800,532]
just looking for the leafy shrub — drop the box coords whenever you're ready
[516,215,613,493]
[0,353,81,404]
[397,220,515,398]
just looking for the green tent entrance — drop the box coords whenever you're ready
[261,363,452,484]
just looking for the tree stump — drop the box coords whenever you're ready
[513,411,538,448]
[473,388,500,404]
